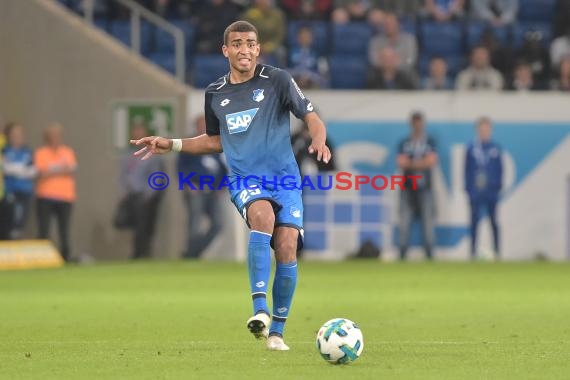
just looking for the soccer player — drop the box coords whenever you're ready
[130,20,331,351]
[464,117,503,260]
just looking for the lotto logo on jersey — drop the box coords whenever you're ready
[225,108,259,134]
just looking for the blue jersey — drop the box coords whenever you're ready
[2,145,34,194]
[204,64,314,186]
[465,140,503,200]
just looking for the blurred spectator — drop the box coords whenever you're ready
[118,122,165,260]
[279,0,333,20]
[242,0,286,61]
[553,0,570,38]
[421,57,453,90]
[368,12,418,70]
[288,25,328,88]
[423,0,465,22]
[193,0,241,54]
[550,30,570,70]
[456,46,504,90]
[477,28,514,76]
[153,0,175,17]
[507,61,543,91]
[34,123,77,261]
[367,47,417,89]
[515,30,550,86]
[291,119,336,175]
[550,56,570,91]
[177,115,227,259]
[331,0,371,23]
[291,117,336,258]
[2,123,36,239]
[470,0,518,26]
[465,117,502,260]
[135,0,196,18]
[231,0,250,9]
[372,0,423,17]
[333,0,422,24]
[397,111,438,260]
[0,146,10,241]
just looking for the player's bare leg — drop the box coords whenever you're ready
[267,226,299,351]
[245,200,275,340]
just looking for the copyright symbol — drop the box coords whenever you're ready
[148,172,169,190]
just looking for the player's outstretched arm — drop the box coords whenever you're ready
[130,134,222,160]
[304,112,331,164]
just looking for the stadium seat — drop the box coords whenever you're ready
[93,19,109,33]
[287,21,330,56]
[56,0,71,7]
[193,55,229,88]
[62,0,108,17]
[419,21,463,57]
[418,54,466,78]
[147,52,177,75]
[466,22,510,50]
[332,23,372,57]
[110,20,153,54]
[399,17,417,36]
[154,20,195,58]
[61,0,81,13]
[328,56,367,89]
[518,0,556,23]
[259,53,281,67]
[512,22,553,48]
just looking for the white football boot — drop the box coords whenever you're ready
[267,335,290,351]
[246,313,270,340]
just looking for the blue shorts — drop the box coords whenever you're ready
[229,182,304,249]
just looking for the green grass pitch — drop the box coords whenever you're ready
[1,261,569,379]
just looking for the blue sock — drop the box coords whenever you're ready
[269,261,298,337]
[248,231,272,316]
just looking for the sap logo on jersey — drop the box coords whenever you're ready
[225,108,259,134]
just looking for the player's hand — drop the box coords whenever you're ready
[308,140,331,164]
[130,136,172,160]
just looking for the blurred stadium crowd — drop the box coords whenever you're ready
[56,0,570,91]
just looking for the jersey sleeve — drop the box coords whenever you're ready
[273,69,314,120]
[204,91,220,136]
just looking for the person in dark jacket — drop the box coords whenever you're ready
[397,111,438,260]
[177,114,228,259]
[464,117,503,260]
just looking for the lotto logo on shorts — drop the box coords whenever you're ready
[225,108,259,134]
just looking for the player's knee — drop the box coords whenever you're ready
[275,239,297,263]
[247,204,275,231]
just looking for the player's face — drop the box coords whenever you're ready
[8,124,25,147]
[222,32,260,74]
[44,126,62,146]
[411,118,424,134]
[478,122,492,142]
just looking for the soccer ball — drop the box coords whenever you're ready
[316,318,364,364]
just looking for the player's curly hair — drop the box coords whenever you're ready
[223,21,259,45]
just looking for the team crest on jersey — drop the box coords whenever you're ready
[225,108,259,134]
[252,89,265,102]
[290,207,301,218]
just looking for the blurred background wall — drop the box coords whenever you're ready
[189,91,570,261]
[0,0,188,260]
[1,0,569,261]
